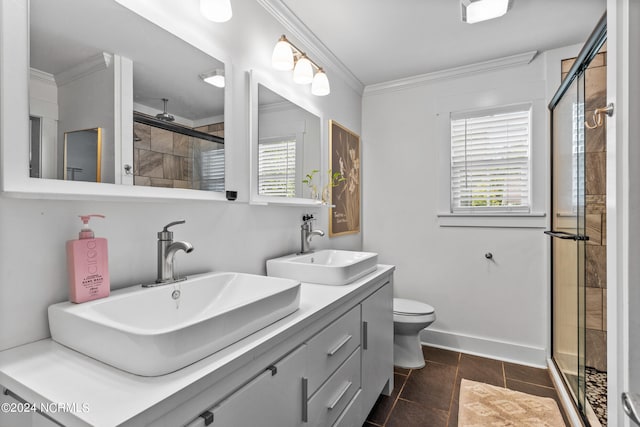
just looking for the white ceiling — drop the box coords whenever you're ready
[281,0,607,86]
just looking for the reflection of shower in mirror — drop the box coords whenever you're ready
[155,98,175,122]
[27,0,226,191]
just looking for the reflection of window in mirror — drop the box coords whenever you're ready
[256,83,321,200]
[258,136,298,197]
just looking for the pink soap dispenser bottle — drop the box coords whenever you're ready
[66,214,110,303]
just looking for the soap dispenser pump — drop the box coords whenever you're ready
[66,214,110,303]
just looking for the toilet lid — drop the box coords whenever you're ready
[393,298,435,315]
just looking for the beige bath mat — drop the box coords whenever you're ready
[458,379,565,426]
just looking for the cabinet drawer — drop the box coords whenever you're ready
[187,345,306,427]
[306,348,361,427]
[306,305,360,395]
[332,389,362,427]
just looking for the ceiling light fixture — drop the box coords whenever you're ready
[200,69,225,88]
[461,0,512,24]
[200,0,232,23]
[271,35,330,96]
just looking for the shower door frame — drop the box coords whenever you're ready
[547,12,607,425]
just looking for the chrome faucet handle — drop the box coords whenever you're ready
[162,220,186,231]
[158,220,186,240]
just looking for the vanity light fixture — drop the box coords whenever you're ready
[293,55,314,84]
[200,0,232,23]
[271,35,330,96]
[200,69,225,88]
[272,36,295,70]
[461,0,512,23]
[311,69,330,96]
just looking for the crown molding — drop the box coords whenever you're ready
[364,50,538,96]
[55,52,113,87]
[29,68,56,84]
[256,0,364,95]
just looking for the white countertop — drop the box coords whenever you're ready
[0,266,394,427]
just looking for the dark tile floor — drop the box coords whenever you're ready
[364,345,569,427]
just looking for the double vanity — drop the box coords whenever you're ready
[0,251,394,427]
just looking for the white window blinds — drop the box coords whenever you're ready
[200,148,225,192]
[258,138,296,197]
[450,108,531,212]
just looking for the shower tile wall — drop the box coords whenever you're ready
[562,47,607,372]
[133,121,224,189]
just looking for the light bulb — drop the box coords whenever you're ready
[272,38,294,70]
[311,69,330,96]
[200,0,232,23]
[293,56,314,84]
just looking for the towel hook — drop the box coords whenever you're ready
[585,103,614,129]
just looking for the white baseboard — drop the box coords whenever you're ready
[420,328,547,368]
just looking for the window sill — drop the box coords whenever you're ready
[437,212,547,228]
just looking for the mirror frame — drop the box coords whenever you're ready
[0,0,233,201]
[248,70,327,207]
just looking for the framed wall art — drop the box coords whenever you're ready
[329,120,360,237]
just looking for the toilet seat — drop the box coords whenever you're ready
[393,298,434,316]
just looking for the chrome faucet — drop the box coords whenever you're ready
[300,214,324,254]
[146,220,194,286]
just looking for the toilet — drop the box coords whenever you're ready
[393,298,436,369]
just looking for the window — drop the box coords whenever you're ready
[200,148,225,192]
[258,137,296,197]
[450,107,531,213]
[572,101,585,211]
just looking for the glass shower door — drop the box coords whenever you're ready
[549,73,587,413]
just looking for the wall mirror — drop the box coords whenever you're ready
[249,72,325,206]
[64,128,102,182]
[3,0,231,200]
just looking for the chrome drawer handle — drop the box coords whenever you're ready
[327,335,352,356]
[328,381,352,410]
[362,321,368,350]
[301,377,308,422]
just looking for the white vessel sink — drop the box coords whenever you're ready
[266,249,378,286]
[48,272,301,376]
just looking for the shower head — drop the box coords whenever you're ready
[155,98,175,122]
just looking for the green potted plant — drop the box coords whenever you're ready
[302,169,345,204]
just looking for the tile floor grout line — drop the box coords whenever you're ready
[502,361,507,388]
[505,377,557,390]
[381,368,412,427]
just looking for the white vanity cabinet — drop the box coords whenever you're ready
[193,345,307,427]
[180,276,393,427]
[361,280,394,419]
